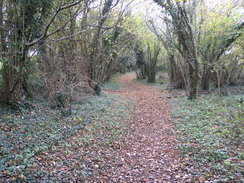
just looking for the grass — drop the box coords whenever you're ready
[133,76,168,90]
[170,94,244,182]
[0,91,134,182]
[102,74,124,91]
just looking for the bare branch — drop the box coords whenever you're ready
[25,0,83,47]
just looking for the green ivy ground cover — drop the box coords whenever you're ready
[102,74,124,91]
[133,77,168,90]
[0,92,134,182]
[170,94,244,182]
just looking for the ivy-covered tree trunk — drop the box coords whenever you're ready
[154,0,199,99]
[1,1,27,104]
[188,58,199,100]
[201,65,211,91]
[146,44,160,83]
[148,70,156,83]
[168,54,185,89]
[2,55,28,104]
[134,45,147,80]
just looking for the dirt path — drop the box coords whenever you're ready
[100,73,188,183]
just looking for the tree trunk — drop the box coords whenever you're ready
[148,68,156,83]
[201,64,211,91]
[168,54,185,89]
[188,60,198,100]
[168,54,175,85]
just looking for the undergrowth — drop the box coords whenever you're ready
[102,74,124,91]
[0,92,134,182]
[170,94,244,182]
[133,77,168,90]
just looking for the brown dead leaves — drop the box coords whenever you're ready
[99,73,190,183]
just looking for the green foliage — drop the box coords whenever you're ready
[0,76,3,104]
[23,56,44,97]
[102,82,123,91]
[199,0,243,63]
[102,74,124,91]
[17,0,53,37]
[133,72,168,90]
[76,92,133,146]
[123,14,159,49]
[171,92,244,182]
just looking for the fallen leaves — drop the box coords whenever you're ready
[0,90,134,182]
[98,73,189,182]
[0,73,193,182]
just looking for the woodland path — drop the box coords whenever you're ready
[99,73,188,183]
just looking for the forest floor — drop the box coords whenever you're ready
[0,72,243,182]
[99,72,188,182]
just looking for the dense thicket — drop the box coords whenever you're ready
[0,0,135,106]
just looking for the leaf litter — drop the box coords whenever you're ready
[98,73,189,182]
[0,72,190,182]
